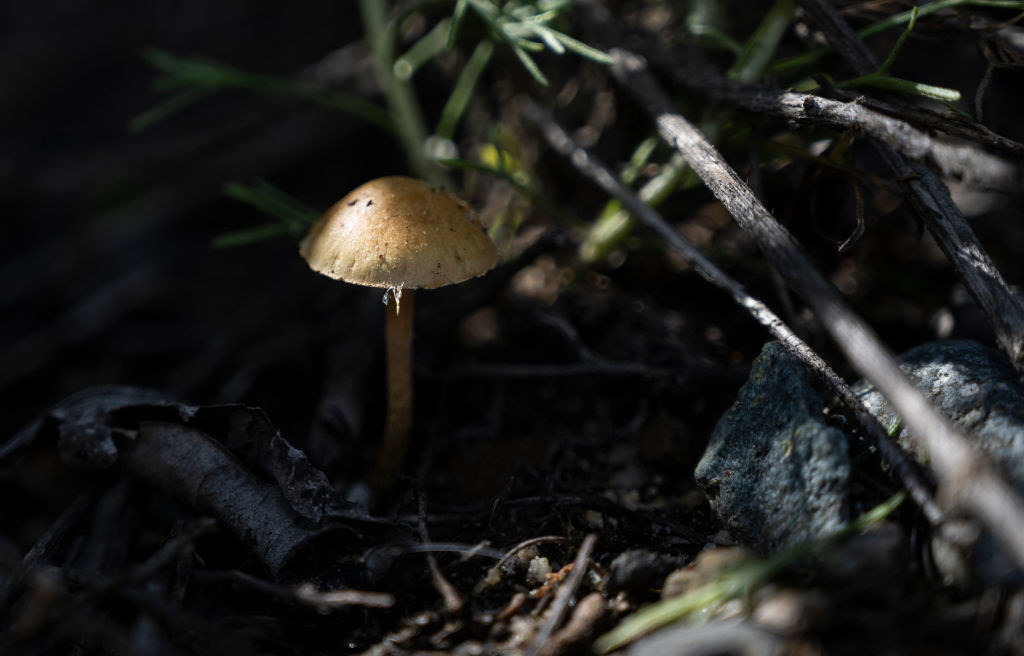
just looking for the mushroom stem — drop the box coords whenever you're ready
[373,288,416,486]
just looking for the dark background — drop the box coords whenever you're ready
[3,2,385,440]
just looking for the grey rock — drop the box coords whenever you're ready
[853,339,1024,584]
[853,340,1024,486]
[695,342,850,554]
[607,550,687,595]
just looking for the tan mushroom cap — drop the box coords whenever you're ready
[299,176,498,290]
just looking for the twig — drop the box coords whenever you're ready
[28,388,384,577]
[608,47,1024,568]
[852,93,1024,159]
[0,571,135,654]
[519,100,945,530]
[797,0,879,73]
[0,417,43,465]
[600,1,1024,161]
[119,517,217,587]
[0,492,95,617]
[416,490,464,614]
[124,421,344,577]
[494,536,570,572]
[193,569,395,609]
[795,0,1024,375]
[530,533,598,656]
[642,37,1024,160]
[39,518,219,618]
[683,83,1022,192]
[0,503,216,651]
[625,36,1024,190]
[403,542,505,559]
[535,592,607,656]
[294,583,396,610]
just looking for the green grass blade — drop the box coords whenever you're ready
[550,30,613,64]
[728,0,795,82]
[137,49,392,133]
[510,42,549,86]
[838,73,962,103]
[394,18,452,81]
[526,23,566,54]
[594,492,905,653]
[877,6,918,75]
[211,224,290,249]
[223,181,320,234]
[128,88,212,132]
[769,0,1024,73]
[436,39,495,139]
[447,0,470,48]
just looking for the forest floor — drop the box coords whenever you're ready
[4,1,1024,654]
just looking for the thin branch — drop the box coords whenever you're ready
[416,489,464,614]
[193,569,395,610]
[797,0,880,73]
[680,82,1023,193]
[530,533,598,656]
[519,100,945,530]
[609,47,1024,569]
[535,592,607,656]
[619,33,1024,190]
[625,26,1024,165]
[494,536,570,572]
[795,0,1024,375]
[576,2,1024,372]
[124,421,344,577]
[852,93,1024,159]
[0,492,95,617]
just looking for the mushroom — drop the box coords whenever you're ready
[300,176,498,485]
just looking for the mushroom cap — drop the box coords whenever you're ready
[299,176,498,290]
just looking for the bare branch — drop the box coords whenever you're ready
[796,0,879,74]
[416,490,464,614]
[124,421,341,577]
[535,592,607,656]
[681,83,1023,193]
[609,48,1024,569]
[852,94,1024,160]
[531,533,598,656]
[520,99,945,528]
[642,38,1024,160]
[794,0,1024,375]
[194,569,395,610]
